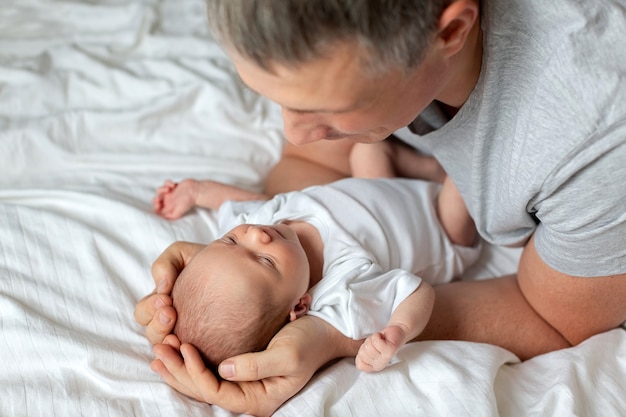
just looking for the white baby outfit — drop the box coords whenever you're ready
[218,178,480,339]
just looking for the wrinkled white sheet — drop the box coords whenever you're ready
[1,1,624,416]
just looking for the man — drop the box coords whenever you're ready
[135,0,626,415]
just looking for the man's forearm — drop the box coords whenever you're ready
[417,275,571,360]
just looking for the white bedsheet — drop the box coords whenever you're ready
[1,1,624,416]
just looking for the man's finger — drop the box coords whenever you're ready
[217,316,332,381]
[151,258,179,294]
[180,344,225,400]
[151,359,197,398]
[134,293,171,326]
[151,241,205,293]
[163,334,182,349]
[151,344,200,399]
[145,306,177,345]
[218,348,296,381]
[180,344,266,415]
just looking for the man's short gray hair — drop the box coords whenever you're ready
[205,0,452,74]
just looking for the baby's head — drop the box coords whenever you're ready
[172,223,311,370]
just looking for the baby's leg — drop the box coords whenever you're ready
[390,140,446,183]
[349,141,396,178]
[349,138,446,182]
[355,324,407,372]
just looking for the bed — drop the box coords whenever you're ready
[1,1,624,416]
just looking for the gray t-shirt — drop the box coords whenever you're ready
[401,0,626,276]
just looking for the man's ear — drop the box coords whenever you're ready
[436,0,479,58]
[289,293,312,322]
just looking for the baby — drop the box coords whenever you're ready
[159,178,479,372]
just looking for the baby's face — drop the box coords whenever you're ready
[191,223,311,308]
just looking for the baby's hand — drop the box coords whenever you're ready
[355,324,406,372]
[153,179,198,220]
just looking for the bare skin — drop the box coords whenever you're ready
[349,139,446,182]
[153,179,267,220]
[153,138,445,220]
[356,283,435,372]
[135,0,626,415]
[135,241,362,417]
[264,140,353,196]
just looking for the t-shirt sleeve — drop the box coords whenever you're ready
[308,266,423,340]
[533,138,626,277]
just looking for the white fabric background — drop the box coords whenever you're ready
[0,1,624,416]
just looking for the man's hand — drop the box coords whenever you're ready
[151,336,307,417]
[151,316,362,417]
[134,241,205,344]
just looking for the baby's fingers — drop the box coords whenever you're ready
[355,338,377,370]
[156,180,177,192]
[163,179,177,189]
[357,331,400,372]
[152,195,164,213]
[368,332,391,352]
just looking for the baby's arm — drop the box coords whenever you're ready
[436,176,477,246]
[153,179,268,220]
[355,281,435,372]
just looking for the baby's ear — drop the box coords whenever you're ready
[289,293,312,322]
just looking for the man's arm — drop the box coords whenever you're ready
[418,234,626,360]
[517,234,626,346]
[417,274,571,360]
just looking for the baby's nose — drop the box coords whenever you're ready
[246,225,271,243]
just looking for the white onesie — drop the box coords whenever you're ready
[218,178,480,339]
